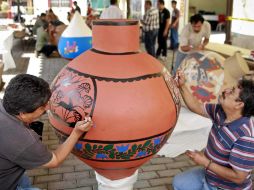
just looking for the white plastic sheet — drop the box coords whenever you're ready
[158,107,212,157]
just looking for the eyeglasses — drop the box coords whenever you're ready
[223,85,242,102]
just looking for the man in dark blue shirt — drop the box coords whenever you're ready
[156,0,170,61]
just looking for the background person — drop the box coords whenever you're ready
[32,13,47,35]
[73,1,81,14]
[35,22,58,57]
[46,8,59,24]
[100,0,123,19]
[172,14,211,75]
[169,0,180,50]
[156,0,170,62]
[141,0,159,57]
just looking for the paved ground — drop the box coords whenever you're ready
[3,39,254,190]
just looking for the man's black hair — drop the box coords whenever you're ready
[158,0,165,5]
[145,0,152,6]
[110,0,117,5]
[190,14,204,24]
[238,79,254,117]
[3,74,51,115]
[42,21,49,30]
[41,13,46,17]
[172,0,177,5]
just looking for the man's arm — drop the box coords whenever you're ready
[197,37,209,50]
[172,10,180,28]
[172,17,179,28]
[179,25,193,52]
[177,71,208,117]
[43,118,93,168]
[187,151,249,184]
[208,161,249,184]
[198,22,211,50]
[163,18,170,37]
[141,12,150,25]
[180,45,193,52]
[163,12,170,37]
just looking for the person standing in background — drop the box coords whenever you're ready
[141,0,159,57]
[86,3,93,16]
[169,0,180,50]
[172,14,211,75]
[73,1,81,14]
[100,0,123,19]
[156,0,170,62]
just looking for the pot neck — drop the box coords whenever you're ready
[92,20,140,53]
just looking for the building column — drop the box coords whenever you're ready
[224,0,233,44]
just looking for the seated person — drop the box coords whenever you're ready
[48,20,66,46]
[35,22,58,58]
[46,8,59,23]
[32,13,47,35]
[173,72,254,190]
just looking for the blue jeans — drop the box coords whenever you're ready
[172,167,217,190]
[172,51,187,76]
[144,29,158,57]
[170,28,179,49]
[16,174,40,190]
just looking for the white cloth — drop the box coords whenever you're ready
[95,170,138,190]
[100,5,123,19]
[158,107,212,157]
[0,30,16,71]
[179,21,211,53]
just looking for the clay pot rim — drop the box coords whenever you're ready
[93,20,138,26]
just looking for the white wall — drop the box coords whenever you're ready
[231,0,254,49]
[189,0,226,15]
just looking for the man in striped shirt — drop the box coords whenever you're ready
[141,0,159,57]
[173,71,254,190]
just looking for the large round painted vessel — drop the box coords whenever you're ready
[49,20,181,180]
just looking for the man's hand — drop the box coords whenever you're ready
[175,71,185,87]
[186,150,209,168]
[176,71,208,117]
[43,116,93,168]
[163,30,168,37]
[74,117,93,135]
[186,150,249,184]
[197,44,205,50]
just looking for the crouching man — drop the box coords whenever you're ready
[0,74,93,190]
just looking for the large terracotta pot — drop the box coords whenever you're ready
[48,20,180,180]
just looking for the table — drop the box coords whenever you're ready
[202,15,218,21]
[205,42,250,57]
[206,42,254,72]
[0,30,16,71]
